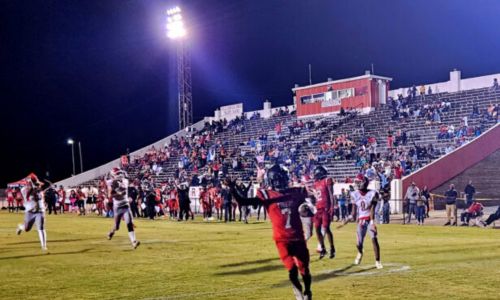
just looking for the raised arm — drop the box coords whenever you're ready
[229,182,260,208]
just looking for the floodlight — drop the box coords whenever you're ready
[166,6,186,39]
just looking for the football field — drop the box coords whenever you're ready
[0,212,499,300]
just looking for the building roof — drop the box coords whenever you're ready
[292,74,393,92]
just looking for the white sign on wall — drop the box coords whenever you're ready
[220,103,243,120]
[321,91,341,107]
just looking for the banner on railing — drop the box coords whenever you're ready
[220,103,243,120]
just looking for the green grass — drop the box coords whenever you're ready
[0,212,499,300]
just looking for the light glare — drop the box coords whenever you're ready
[166,6,186,39]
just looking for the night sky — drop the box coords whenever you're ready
[1,0,500,186]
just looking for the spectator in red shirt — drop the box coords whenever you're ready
[460,201,484,226]
[393,162,404,179]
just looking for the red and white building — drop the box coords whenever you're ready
[292,73,392,117]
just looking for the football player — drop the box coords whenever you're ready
[229,165,312,300]
[106,168,140,249]
[16,175,48,251]
[344,174,382,269]
[310,165,336,259]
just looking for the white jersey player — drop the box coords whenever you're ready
[16,177,48,251]
[106,168,140,249]
[297,174,316,241]
[347,174,382,269]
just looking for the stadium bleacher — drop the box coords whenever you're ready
[74,87,499,191]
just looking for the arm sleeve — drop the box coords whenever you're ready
[230,186,260,207]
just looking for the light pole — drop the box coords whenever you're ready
[167,6,193,130]
[67,138,75,176]
[78,141,83,173]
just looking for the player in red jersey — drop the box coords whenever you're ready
[230,165,312,300]
[6,188,15,212]
[14,187,24,213]
[164,185,176,219]
[213,188,223,221]
[310,165,336,259]
[200,186,210,221]
[96,188,106,216]
[57,185,66,213]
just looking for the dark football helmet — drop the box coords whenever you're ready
[313,165,328,181]
[266,164,289,191]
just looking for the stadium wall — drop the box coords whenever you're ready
[401,123,500,200]
[388,70,500,98]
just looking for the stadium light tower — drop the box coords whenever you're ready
[167,6,193,130]
[67,138,75,176]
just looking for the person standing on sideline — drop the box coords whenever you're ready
[221,179,233,222]
[381,188,391,224]
[44,185,58,215]
[128,182,140,218]
[338,188,348,221]
[464,180,476,208]
[416,192,426,225]
[176,181,191,221]
[404,182,420,224]
[444,184,458,226]
[421,186,431,217]
[6,188,15,213]
[235,180,252,223]
[58,185,66,214]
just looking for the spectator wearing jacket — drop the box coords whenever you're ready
[464,180,476,208]
[405,182,420,224]
[444,184,458,226]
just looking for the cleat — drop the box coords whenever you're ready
[42,247,49,252]
[319,248,327,260]
[107,231,114,240]
[133,240,141,249]
[292,286,303,300]
[16,224,23,235]
[303,291,312,300]
[375,261,383,269]
[354,252,363,265]
[329,249,336,259]
[443,222,450,226]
